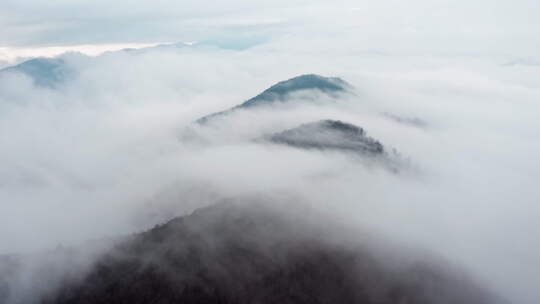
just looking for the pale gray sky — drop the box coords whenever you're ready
[1,0,539,56]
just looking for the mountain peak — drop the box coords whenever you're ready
[196,74,352,124]
[1,57,68,87]
[239,74,349,108]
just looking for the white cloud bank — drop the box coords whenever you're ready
[1,1,540,303]
[1,41,539,303]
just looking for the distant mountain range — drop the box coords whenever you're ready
[0,42,405,165]
[0,40,262,88]
[0,61,399,163]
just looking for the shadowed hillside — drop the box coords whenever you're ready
[16,201,505,304]
[267,120,385,155]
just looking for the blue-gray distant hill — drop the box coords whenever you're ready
[0,41,267,88]
[197,74,352,124]
[0,58,71,87]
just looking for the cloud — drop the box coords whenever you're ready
[0,5,539,303]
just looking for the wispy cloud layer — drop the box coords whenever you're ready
[1,1,540,303]
[1,40,539,302]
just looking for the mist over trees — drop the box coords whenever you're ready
[1,1,540,303]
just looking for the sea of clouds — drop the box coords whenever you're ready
[1,1,540,302]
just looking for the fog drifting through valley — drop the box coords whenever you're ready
[0,35,539,303]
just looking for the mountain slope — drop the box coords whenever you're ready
[33,201,503,304]
[239,74,349,108]
[266,120,385,156]
[0,58,69,87]
[196,74,352,124]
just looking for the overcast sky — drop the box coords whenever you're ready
[1,0,539,58]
